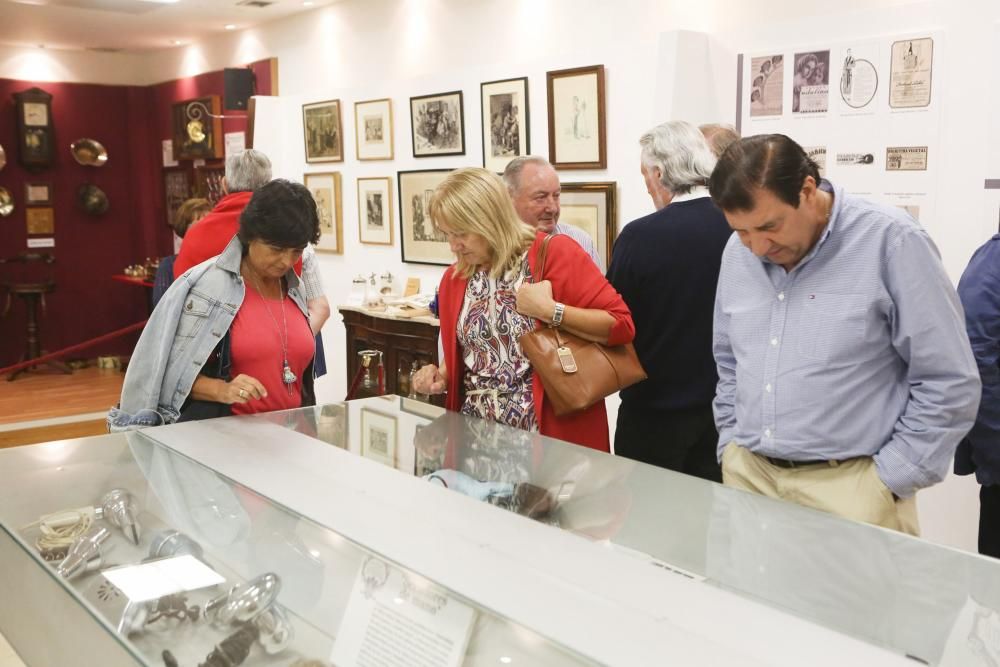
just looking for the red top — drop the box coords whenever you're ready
[438,232,635,452]
[230,281,314,415]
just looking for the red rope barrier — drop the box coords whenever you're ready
[0,320,147,376]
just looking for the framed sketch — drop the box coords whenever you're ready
[480,77,529,173]
[361,408,398,469]
[792,50,830,114]
[410,91,465,157]
[24,182,51,205]
[304,172,343,254]
[560,182,617,268]
[398,169,454,265]
[302,99,344,163]
[889,37,933,109]
[357,177,393,245]
[354,98,393,161]
[546,65,606,169]
[163,168,191,226]
[749,54,784,117]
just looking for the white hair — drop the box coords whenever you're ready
[639,121,717,195]
[502,155,553,193]
[225,149,272,193]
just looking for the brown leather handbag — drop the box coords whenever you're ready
[518,235,647,416]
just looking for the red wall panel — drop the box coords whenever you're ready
[0,60,273,367]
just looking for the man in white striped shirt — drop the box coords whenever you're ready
[503,156,604,272]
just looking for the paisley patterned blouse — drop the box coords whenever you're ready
[456,254,538,432]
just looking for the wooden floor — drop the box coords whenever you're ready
[0,364,124,447]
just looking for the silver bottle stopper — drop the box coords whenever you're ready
[57,526,110,580]
[253,603,294,654]
[205,572,282,628]
[148,529,203,560]
[97,488,141,545]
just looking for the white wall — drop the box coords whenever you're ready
[0,43,147,85]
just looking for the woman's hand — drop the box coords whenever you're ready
[221,374,268,404]
[413,364,448,395]
[516,280,556,322]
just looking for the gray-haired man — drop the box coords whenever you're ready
[607,121,731,481]
[503,156,604,271]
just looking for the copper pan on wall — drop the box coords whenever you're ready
[78,183,108,215]
[70,138,108,167]
[0,143,6,171]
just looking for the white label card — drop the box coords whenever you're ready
[331,556,475,667]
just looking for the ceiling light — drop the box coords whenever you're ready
[171,40,182,45]
[225,24,236,30]
[303,1,314,5]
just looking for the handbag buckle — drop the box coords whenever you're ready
[557,345,578,373]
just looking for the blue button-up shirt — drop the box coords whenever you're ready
[713,180,980,497]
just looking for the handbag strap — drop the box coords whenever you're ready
[532,233,554,284]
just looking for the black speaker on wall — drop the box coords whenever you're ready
[224,68,256,111]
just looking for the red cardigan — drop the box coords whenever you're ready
[438,232,635,452]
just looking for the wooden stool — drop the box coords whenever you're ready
[1,254,72,381]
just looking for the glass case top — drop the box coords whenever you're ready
[241,396,1000,667]
[0,428,595,667]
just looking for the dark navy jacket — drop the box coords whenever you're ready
[956,234,1000,485]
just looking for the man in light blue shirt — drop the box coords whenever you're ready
[503,156,604,271]
[708,134,979,534]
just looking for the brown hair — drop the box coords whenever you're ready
[172,198,212,238]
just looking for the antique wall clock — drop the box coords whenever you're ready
[13,87,54,169]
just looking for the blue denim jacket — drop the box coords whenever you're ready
[108,236,310,432]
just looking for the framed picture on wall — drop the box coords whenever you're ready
[480,77,530,173]
[302,99,344,163]
[361,408,398,469]
[398,169,454,265]
[410,91,465,157]
[546,65,606,169]
[559,182,617,268]
[304,171,343,254]
[354,98,394,161]
[172,96,224,160]
[25,207,54,235]
[24,183,51,206]
[163,168,191,226]
[357,177,393,245]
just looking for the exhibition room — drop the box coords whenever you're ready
[1,0,999,664]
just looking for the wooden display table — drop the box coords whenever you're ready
[338,305,443,404]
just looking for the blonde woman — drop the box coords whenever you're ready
[412,168,634,452]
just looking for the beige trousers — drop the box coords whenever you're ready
[721,444,920,536]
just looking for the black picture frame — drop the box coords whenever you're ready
[409,91,465,158]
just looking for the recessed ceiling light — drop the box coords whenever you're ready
[225,24,236,30]
[171,40,182,45]
[303,1,314,5]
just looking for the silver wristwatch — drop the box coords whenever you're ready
[551,302,565,328]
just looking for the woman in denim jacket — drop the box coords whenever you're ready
[109,180,320,432]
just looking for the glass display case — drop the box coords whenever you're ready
[2,396,997,666]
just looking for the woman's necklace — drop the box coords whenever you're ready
[244,264,297,392]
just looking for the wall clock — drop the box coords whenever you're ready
[13,87,54,169]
